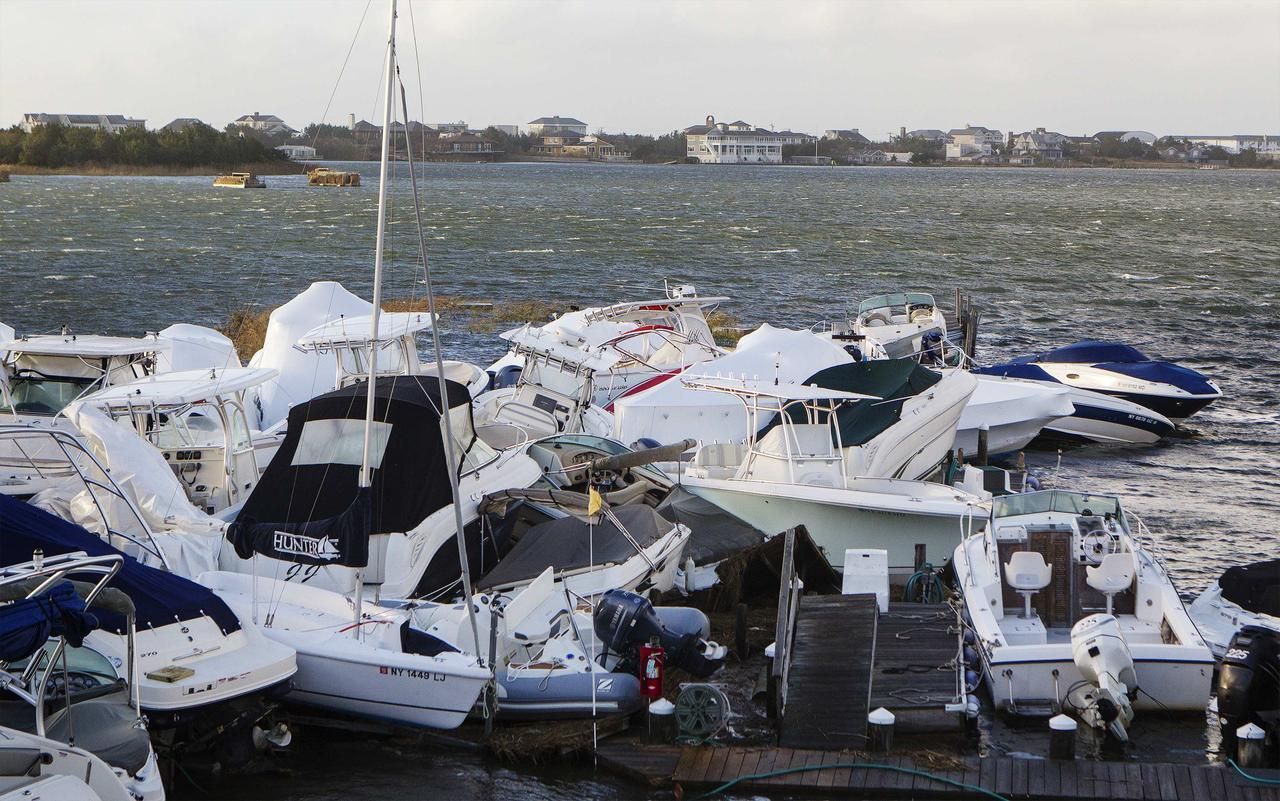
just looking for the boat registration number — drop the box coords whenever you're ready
[380,666,447,681]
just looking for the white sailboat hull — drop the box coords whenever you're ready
[200,571,489,730]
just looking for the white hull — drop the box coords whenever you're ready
[683,475,981,573]
[200,571,489,730]
[954,376,1075,457]
[1189,584,1280,660]
[981,647,1213,712]
[1043,387,1174,444]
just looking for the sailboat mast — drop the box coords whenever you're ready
[360,0,398,489]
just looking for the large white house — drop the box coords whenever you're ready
[527,116,587,136]
[948,125,1004,148]
[1174,134,1279,158]
[684,115,784,164]
[232,112,296,137]
[21,113,145,133]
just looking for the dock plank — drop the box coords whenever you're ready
[780,594,877,749]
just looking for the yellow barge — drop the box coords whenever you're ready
[213,172,266,188]
[307,167,361,187]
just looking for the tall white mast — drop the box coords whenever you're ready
[360,0,397,488]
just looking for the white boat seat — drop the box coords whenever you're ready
[1005,551,1053,619]
[1086,552,1135,615]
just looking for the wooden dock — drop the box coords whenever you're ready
[596,743,1280,800]
[778,593,964,748]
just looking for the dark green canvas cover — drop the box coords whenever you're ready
[761,359,942,446]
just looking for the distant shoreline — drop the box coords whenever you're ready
[0,161,305,177]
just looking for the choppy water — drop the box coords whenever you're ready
[2,163,1278,797]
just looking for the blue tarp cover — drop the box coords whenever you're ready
[0,494,241,635]
[1036,341,1148,364]
[0,581,98,663]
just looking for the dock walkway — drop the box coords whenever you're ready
[597,743,1280,800]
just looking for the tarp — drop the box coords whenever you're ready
[245,281,372,429]
[477,505,672,589]
[1220,559,1280,618]
[1037,341,1147,364]
[611,325,854,445]
[656,487,765,566]
[0,581,97,662]
[154,324,241,373]
[0,493,241,635]
[779,359,942,446]
[237,375,470,538]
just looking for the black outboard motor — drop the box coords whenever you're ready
[1217,625,1280,732]
[593,589,722,678]
[920,331,944,365]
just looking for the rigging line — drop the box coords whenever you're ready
[310,0,375,150]
[396,70,485,667]
[406,0,426,140]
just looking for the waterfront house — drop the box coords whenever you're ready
[1173,134,1280,159]
[232,112,296,137]
[823,128,871,144]
[445,133,494,154]
[533,131,584,155]
[853,150,887,164]
[684,115,784,164]
[883,151,914,164]
[21,113,145,134]
[160,118,204,133]
[528,116,588,136]
[777,130,817,145]
[563,134,626,160]
[907,129,948,143]
[276,144,319,160]
[945,141,994,162]
[1010,128,1066,161]
[948,125,1004,148]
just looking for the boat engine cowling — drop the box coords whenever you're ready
[1217,625,1280,732]
[593,589,723,678]
[1069,613,1137,741]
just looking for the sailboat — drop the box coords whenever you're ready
[194,0,500,730]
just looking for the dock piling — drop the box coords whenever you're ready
[1049,714,1077,760]
[867,707,895,753]
[1236,722,1269,769]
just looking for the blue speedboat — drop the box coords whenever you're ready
[976,341,1221,421]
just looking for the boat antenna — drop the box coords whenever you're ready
[351,0,399,637]
[396,61,484,663]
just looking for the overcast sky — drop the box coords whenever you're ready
[2,0,1277,137]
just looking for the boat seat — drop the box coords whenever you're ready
[1086,552,1135,615]
[1005,551,1053,619]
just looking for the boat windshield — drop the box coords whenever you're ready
[993,490,1123,520]
[4,374,97,416]
[857,292,935,316]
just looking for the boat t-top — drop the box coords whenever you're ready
[952,489,1213,740]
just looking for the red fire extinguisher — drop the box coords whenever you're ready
[639,637,664,700]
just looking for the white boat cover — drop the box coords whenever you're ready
[611,324,854,445]
[65,403,225,576]
[245,282,372,429]
[155,324,242,373]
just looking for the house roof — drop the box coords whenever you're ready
[161,118,203,132]
[529,116,586,126]
[236,113,284,123]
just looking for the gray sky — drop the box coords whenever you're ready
[2,0,1278,137]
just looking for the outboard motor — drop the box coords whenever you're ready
[593,589,724,678]
[1068,614,1137,741]
[1217,625,1280,733]
[493,364,522,390]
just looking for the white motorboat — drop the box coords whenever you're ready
[486,283,727,406]
[0,551,165,801]
[0,427,298,764]
[1189,559,1280,659]
[74,366,276,515]
[954,375,1077,458]
[677,376,988,575]
[1041,385,1175,445]
[952,489,1213,738]
[0,332,168,431]
[846,291,948,360]
[976,340,1221,421]
[472,324,619,448]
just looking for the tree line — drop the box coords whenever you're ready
[0,123,288,168]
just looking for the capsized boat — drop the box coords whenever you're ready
[0,550,165,801]
[952,489,1213,738]
[1190,559,1280,659]
[486,283,727,406]
[976,341,1221,420]
[676,375,988,575]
